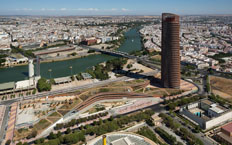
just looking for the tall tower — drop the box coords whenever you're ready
[36,56,40,77]
[161,13,180,89]
[28,59,34,78]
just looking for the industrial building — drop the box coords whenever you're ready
[180,99,232,129]
[87,132,156,145]
[161,13,181,89]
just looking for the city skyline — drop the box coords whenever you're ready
[0,0,232,16]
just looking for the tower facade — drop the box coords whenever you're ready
[36,56,40,77]
[161,13,180,89]
[28,59,34,78]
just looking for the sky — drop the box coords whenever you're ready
[0,0,232,16]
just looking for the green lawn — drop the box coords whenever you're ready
[34,119,51,131]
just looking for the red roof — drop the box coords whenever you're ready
[222,122,232,133]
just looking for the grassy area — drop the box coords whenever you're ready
[47,111,62,123]
[14,128,31,141]
[134,88,144,93]
[59,98,81,110]
[107,79,147,87]
[79,87,131,101]
[137,127,167,145]
[15,119,51,141]
[210,76,232,99]
[49,112,62,117]
[34,119,51,131]
[85,105,105,114]
[57,110,70,116]
[47,117,60,123]
[144,88,168,96]
[151,54,161,61]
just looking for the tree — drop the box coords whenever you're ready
[145,118,155,126]
[16,142,23,145]
[65,128,71,134]
[48,132,57,140]
[37,78,52,92]
[76,73,84,80]
[5,140,11,145]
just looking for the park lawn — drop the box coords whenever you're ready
[14,128,31,141]
[14,119,51,141]
[210,76,232,99]
[151,55,161,61]
[106,79,147,87]
[34,119,51,131]
[47,117,60,123]
[147,90,167,96]
[59,98,82,110]
[48,111,62,117]
[57,110,70,116]
[134,88,144,93]
[165,89,182,95]
[47,111,62,123]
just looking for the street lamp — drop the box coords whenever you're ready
[69,66,73,76]
[48,69,52,79]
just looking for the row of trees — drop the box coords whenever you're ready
[55,112,109,130]
[10,45,35,58]
[0,54,7,67]
[137,127,167,145]
[206,75,211,93]
[155,127,183,145]
[209,52,232,64]
[164,95,205,110]
[208,94,232,108]
[27,110,154,145]
[159,113,204,145]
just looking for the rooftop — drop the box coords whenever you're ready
[209,106,224,114]
[54,77,72,84]
[201,99,214,106]
[217,132,232,144]
[0,82,15,91]
[222,122,232,133]
[81,73,92,80]
[87,132,156,145]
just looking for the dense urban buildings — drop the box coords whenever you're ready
[0,6,232,145]
[161,13,180,89]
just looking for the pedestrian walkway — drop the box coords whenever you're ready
[5,102,18,141]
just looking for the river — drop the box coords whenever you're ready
[0,28,142,83]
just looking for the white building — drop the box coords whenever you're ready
[28,59,34,78]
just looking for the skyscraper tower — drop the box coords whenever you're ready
[28,59,34,78]
[161,13,180,89]
[36,56,40,77]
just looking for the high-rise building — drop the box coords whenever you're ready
[28,59,34,78]
[161,13,180,89]
[36,56,40,77]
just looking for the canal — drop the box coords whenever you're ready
[0,28,143,83]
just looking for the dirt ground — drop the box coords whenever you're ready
[210,76,232,99]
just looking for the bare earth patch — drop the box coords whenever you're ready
[210,76,232,99]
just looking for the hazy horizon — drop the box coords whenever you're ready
[0,0,232,16]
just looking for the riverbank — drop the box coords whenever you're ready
[0,52,101,69]
[0,28,143,83]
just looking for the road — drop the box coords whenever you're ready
[156,124,186,144]
[0,106,10,145]
[173,115,216,145]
